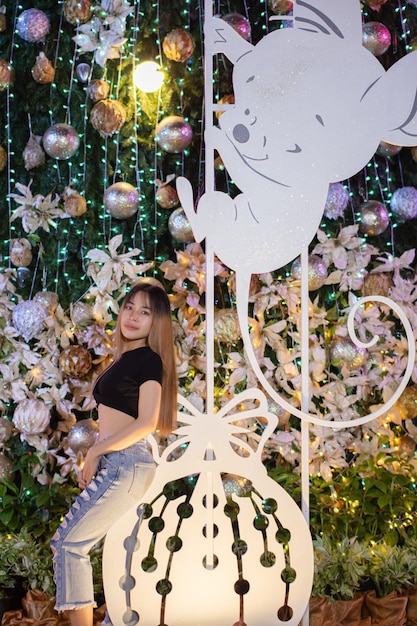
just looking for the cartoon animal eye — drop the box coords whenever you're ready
[316,114,325,126]
[245,109,250,115]
[246,75,255,83]
[286,144,301,153]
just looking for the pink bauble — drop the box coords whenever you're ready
[16,8,50,43]
[155,116,193,153]
[362,22,391,56]
[104,182,139,219]
[222,13,251,41]
[358,201,390,236]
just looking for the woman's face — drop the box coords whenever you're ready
[120,290,154,349]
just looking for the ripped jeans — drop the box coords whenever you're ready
[51,442,156,612]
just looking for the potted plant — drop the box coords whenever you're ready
[311,536,369,626]
[363,543,416,626]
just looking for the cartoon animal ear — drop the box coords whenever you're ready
[368,51,417,147]
[294,0,362,43]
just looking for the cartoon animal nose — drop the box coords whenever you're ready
[233,124,250,143]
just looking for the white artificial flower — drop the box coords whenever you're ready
[9,181,67,234]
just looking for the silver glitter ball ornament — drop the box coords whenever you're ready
[390,186,417,222]
[155,116,193,153]
[362,22,391,57]
[324,183,349,220]
[43,123,80,160]
[330,336,367,370]
[16,8,50,43]
[104,182,139,219]
[67,419,99,454]
[168,207,194,242]
[291,254,328,291]
[359,201,390,236]
[12,300,48,341]
[222,474,253,497]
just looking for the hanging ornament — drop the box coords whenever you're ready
[63,0,92,25]
[0,58,14,91]
[13,398,50,436]
[155,116,193,153]
[90,99,126,137]
[162,28,195,62]
[67,419,99,454]
[63,186,87,218]
[0,452,12,480]
[358,200,390,236]
[16,8,50,43]
[324,182,349,220]
[0,144,6,172]
[222,13,251,41]
[214,309,241,344]
[155,176,179,209]
[0,6,6,33]
[12,300,48,342]
[104,182,139,220]
[394,386,417,420]
[23,134,46,170]
[216,94,235,120]
[34,291,59,315]
[76,62,90,83]
[16,267,32,288]
[330,336,367,370]
[59,345,93,378]
[31,52,55,85]
[0,417,13,445]
[376,140,402,158]
[267,0,293,14]
[390,186,417,222]
[362,22,391,57]
[43,123,80,160]
[168,207,194,242]
[70,301,94,326]
[87,79,110,102]
[134,62,164,92]
[291,254,328,291]
[363,272,392,297]
[10,238,32,267]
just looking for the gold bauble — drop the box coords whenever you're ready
[268,0,293,13]
[10,238,33,267]
[59,345,92,378]
[363,272,393,298]
[63,0,92,24]
[90,99,126,137]
[87,79,110,102]
[395,386,417,420]
[214,309,241,344]
[34,291,59,315]
[63,188,87,217]
[155,181,179,209]
[0,144,7,172]
[0,58,14,91]
[31,51,55,84]
[23,134,45,170]
[162,28,195,63]
[0,13,6,33]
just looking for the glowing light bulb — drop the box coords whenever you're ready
[133,61,164,92]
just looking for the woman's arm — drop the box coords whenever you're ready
[79,380,161,488]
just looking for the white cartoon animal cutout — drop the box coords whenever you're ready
[177,0,416,427]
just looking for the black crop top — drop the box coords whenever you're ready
[93,346,163,418]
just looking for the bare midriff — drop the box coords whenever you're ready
[97,404,135,441]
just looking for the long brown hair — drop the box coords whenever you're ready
[113,278,177,435]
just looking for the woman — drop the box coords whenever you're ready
[51,278,177,626]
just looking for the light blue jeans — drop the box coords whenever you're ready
[51,442,156,612]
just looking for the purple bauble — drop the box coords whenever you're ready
[222,13,251,41]
[324,183,349,220]
[359,201,390,236]
[16,8,50,43]
[390,187,417,222]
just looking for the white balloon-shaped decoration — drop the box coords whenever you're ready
[12,300,48,341]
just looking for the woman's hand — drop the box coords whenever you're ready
[79,446,100,490]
